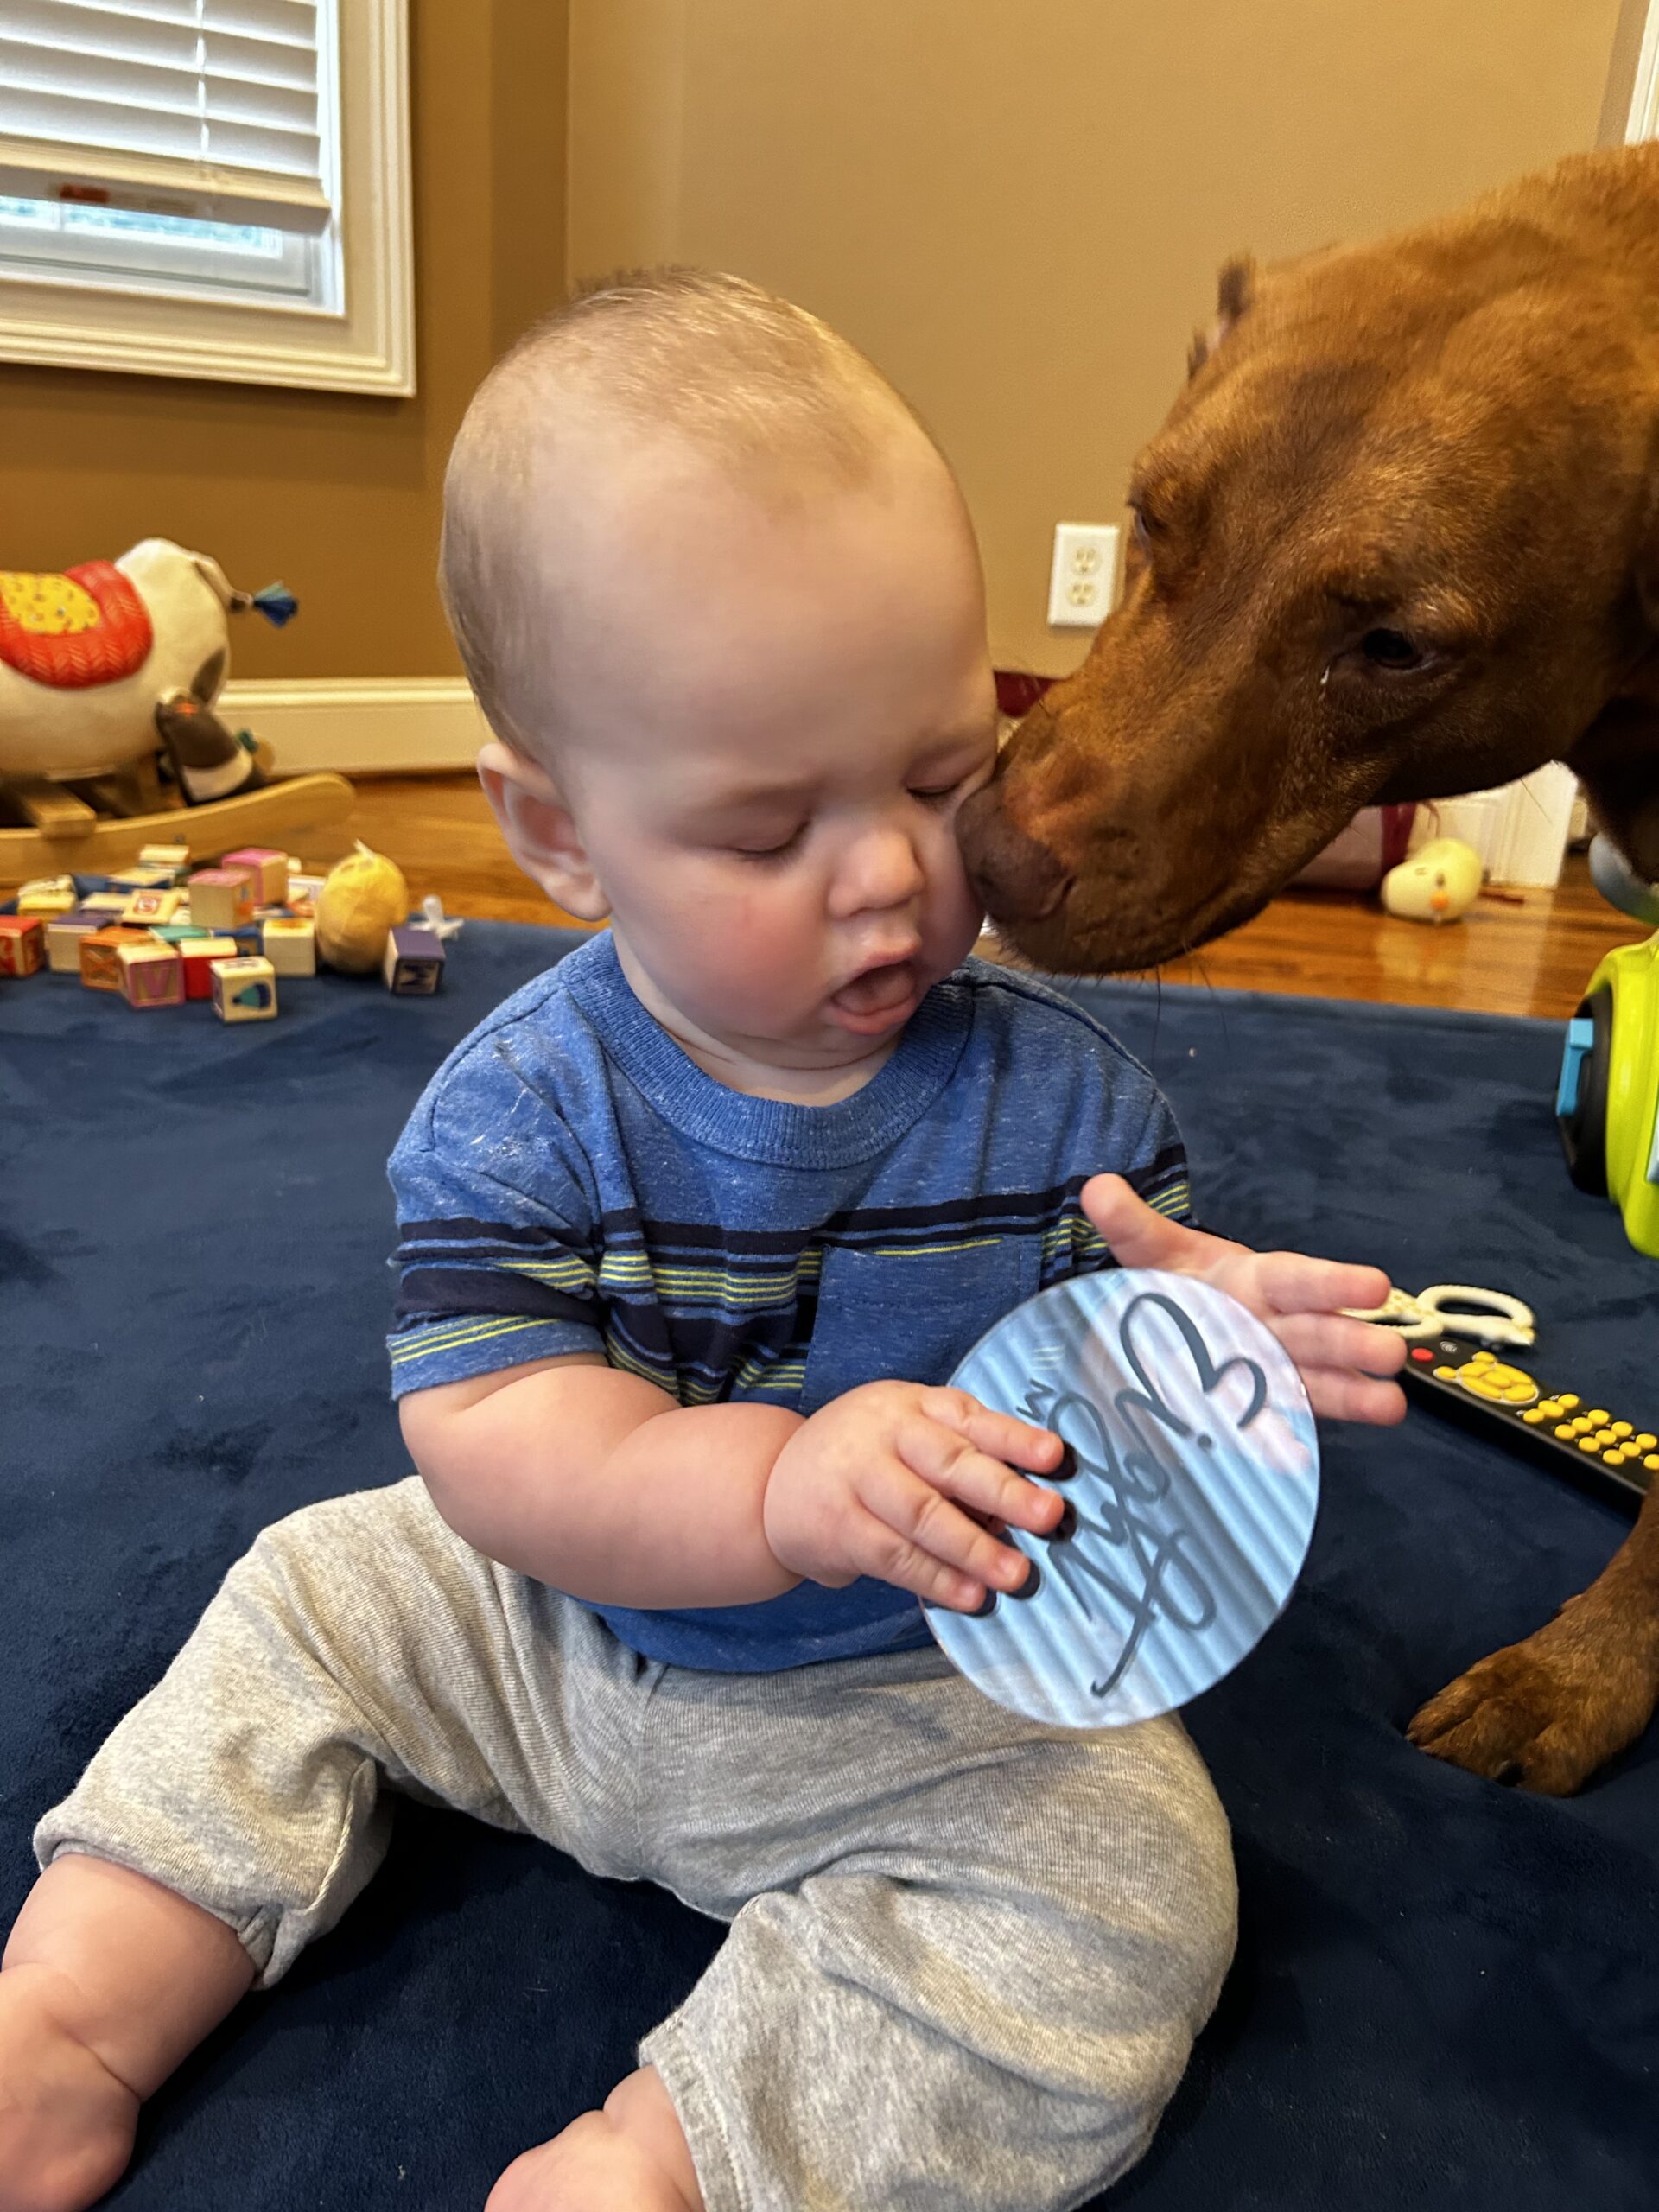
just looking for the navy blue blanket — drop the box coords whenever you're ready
[4,925,1656,2209]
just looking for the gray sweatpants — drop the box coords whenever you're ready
[35,1477,1236,2211]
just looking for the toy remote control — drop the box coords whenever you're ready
[1401,1332,1656,1510]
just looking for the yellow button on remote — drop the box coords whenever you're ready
[1611,1421,1633,1439]
[1522,1408,1547,1425]
[1646,1454,1659,1474]
[1537,1400,1565,1419]
[1587,1408,1609,1424]
[1637,1433,1657,1452]
[1433,1365,1457,1382]
[1555,1424,1576,1440]
[1605,1450,1628,1467]
[1558,1394,1580,1409]
[1456,1360,1538,1406]
[1579,1437,1602,1453]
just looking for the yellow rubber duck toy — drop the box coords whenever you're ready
[1381,837,1483,924]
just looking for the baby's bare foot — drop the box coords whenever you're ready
[0,1965,139,2212]
[486,2066,702,2212]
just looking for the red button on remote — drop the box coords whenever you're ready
[1410,1346,1434,1363]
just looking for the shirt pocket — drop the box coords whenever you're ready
[800,1228,1043,1414]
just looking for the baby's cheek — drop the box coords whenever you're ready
[704,882,818,998]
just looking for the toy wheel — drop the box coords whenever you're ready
[1558,985,1611,1194]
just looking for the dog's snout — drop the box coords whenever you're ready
[957,786,1072,924]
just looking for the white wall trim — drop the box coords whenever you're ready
[220,677,486,775]
[1628,0,1659,138]
[1407,762,1579,889]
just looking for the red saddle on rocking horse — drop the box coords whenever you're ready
[0,563,154,690]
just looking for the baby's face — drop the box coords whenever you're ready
[537,430,997,1078]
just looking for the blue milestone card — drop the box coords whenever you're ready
[928,1269,1321,1728]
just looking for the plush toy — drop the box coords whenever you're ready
[1381,836,1484,923]
[0,539,296,801]
[315,842,410,973]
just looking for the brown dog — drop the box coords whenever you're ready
[957,141,1659,1795]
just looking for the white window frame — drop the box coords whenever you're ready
[0,0,413,396]
[1627,0,1659,139]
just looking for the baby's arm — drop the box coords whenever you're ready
[401,1359,1065,1611]
[400,1356,804,1604]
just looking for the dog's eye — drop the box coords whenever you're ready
[1128,505,1154,553]
[1360,627,1423,671]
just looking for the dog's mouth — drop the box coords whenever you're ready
[989,860,1282,976]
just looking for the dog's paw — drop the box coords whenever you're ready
[1406,1595,1659,1796]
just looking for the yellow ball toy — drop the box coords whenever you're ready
[315,841,410,973]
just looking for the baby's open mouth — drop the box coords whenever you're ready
[830,959,918,1018]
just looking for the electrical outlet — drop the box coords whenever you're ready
[1047,523,1120,629]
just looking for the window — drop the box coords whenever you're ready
[0,0,412,394]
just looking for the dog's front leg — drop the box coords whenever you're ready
[1406,1486,1659,1794]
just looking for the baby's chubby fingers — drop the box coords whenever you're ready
[1295,1366,1408,1426]
[909,1388,1067,1521]
[851,1466,1039,1611]
[1269,1310,1408,1379]
[1253,1252,1394,1319]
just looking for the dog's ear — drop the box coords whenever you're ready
[1187,256,1256,378]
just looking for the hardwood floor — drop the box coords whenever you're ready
[296,770,1638,1021]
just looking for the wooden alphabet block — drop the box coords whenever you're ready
[222,847,289,903]
[138,842,192,876]
[0,913,47,976]
[79,925,151,991]
[262,915,316,976]
[383,925,445,995]
[45,912,104,972]
[108,865,176,892]
[17,874,78,916]
[180,935,241,1000]
[121,888,183,926]
[187,868,255,931]
[118,941,183,1009]
[210,954,277,1023]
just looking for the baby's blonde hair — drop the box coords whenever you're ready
[441,267,935,761]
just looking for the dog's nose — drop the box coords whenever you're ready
[957,787,1072,923]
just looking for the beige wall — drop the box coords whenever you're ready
[0,5,1624,687]
[569,0,1625,675]
[0,1,568,683]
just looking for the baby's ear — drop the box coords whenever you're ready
[476,740,611,921]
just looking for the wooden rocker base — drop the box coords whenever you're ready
[0,771,357,885]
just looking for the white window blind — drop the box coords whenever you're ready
[0,0,334,233]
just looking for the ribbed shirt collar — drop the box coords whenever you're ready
[561,931,972,1169]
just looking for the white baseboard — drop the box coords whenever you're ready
[219,677,487,775]
[1408,761,1578,888]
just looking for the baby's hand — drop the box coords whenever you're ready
[763,1382,1065,1612]
[1081,1173,1408,1425]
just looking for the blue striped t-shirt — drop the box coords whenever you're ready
[386,931,1190,1671]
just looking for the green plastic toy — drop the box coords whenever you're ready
[1557,928,1659,1259]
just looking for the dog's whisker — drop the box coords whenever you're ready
[1186,945,1234,1066]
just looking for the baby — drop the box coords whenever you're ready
[0,271,1406,2212]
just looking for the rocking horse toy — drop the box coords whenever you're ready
[0,539,353,880]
